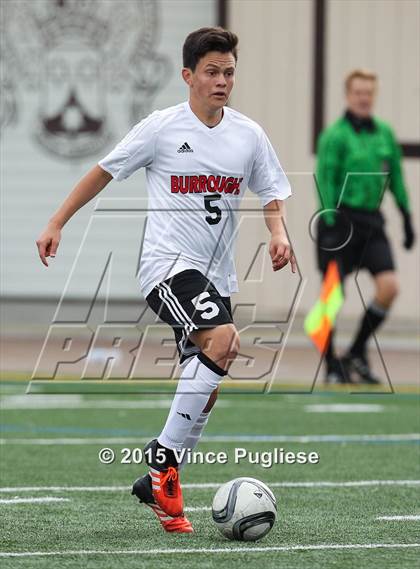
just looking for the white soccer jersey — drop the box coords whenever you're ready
[98,101,291,298]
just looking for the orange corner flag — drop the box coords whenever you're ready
[304,260,344,353]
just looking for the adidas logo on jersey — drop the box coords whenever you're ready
[177,142,194,153]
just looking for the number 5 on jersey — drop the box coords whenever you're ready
[204,195,222,225]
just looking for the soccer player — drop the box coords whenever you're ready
[316,69,415,384]
[36,27,295,532]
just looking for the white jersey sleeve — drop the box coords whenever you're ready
[98,112,159,181]
[248,129,291,206]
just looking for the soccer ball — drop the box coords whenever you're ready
[212,477,277,541]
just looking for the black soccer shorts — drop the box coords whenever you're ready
[317,206,395,278]
[146,269,233,364]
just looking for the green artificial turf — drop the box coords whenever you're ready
[0,381,419,568]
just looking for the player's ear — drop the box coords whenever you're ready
[182,67,193,86]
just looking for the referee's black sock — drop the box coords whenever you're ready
[324,330,336,369]
[349,302,388,358]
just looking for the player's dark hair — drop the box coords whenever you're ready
[183,27,238,71]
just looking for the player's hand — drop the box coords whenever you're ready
[36,222,62,267]
[269,233,296,273]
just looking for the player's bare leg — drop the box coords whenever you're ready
[190,323,240,372]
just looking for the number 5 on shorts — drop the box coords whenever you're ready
[191,292,220,320]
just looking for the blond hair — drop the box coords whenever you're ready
[345,69,377,92]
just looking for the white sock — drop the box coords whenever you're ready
[179,411,210,470]
[157,355,224,451]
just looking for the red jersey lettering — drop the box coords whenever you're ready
[170,175,244,196]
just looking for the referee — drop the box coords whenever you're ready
[316,69,415,384]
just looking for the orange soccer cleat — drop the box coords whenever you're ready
[144,439,184,518]
[149,465,183,518]
[132,474,193,533]
[149,502,193,533]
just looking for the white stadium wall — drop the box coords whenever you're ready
[229,0,419,324]
[1,0,419,327]
[1,0,217,299]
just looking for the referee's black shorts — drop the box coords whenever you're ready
[316,206,395,278]
[146,269,233,365]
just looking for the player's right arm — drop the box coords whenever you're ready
[36,165,113,266]
[37,111,159,267]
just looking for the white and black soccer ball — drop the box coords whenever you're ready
[212,477,277,541]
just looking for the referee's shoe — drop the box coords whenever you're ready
[342,353,381,385]
[325,357,353,384]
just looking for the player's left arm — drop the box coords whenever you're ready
[387,125,415,249]
[248,130,295,272]
[264,199,296,273]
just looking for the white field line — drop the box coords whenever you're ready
[0,480,419,493]
[0,497,70,505]
[377,515,420,521]
[182,480,420,489]
[1,433,419,445]
[0,543,419,558]
[0,395,232,410]
[304,404,384,413]
[184,506,212,512]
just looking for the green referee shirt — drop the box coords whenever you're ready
[316,113,410,225]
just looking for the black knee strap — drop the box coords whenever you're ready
[197,352,228,377]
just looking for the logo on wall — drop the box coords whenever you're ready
[0,0,170,160]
